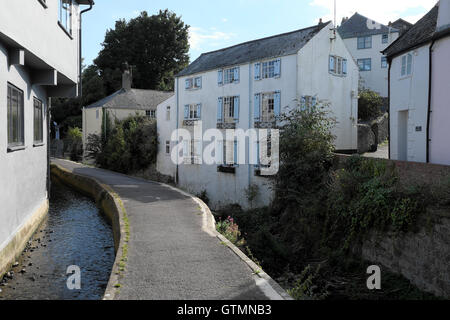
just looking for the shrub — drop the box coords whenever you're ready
[216,216,246,247]
[358,89,383,121]
[67,127,83,161]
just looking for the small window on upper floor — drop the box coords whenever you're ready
[59,0,73,36]
[329,55,347,76]
[382,34,389,44]
[185,77,202,90]
[358,58,372,72]
[381,56,388,69]
[254,59,281,80]
[146,110,156,119]
[357,36,372,49]
[401,53,413,77]
[7,83,25,150]
[166,106,171,121]
[218,67,240,85]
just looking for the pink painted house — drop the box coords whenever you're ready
[384,0,450,165]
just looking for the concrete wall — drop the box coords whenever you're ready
[166,23,358,209]
[343,32,399,97]
[0,43,49,273]
[429,35,450,165]
[156,96,177,178]
[0,0,81,83]
[389,45,430,163]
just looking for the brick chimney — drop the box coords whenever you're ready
[122,63,132,90]
[437,0,450,33]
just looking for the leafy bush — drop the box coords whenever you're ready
[85,113,157,174]
[67,127,83,161]
[216,216,246,247]
[358,89,383,121]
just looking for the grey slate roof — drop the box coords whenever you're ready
[383,5,439,58]
[177,22,330,77]
[338,13,398,39]
[85,88,174,110]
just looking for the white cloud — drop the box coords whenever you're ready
[309,0,437,25]
[222,18,228,23]
[189,27,236,50]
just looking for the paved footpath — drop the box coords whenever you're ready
[52,159,285,300]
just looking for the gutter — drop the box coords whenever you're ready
[79,0,94,97]
[426,40,436,163]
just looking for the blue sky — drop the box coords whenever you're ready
[82,0,437,67]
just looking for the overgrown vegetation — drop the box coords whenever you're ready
[215,101,441,300]
[86,113,157,174]
[66,127,83,161]
[358,89,383,121]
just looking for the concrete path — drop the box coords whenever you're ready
[363,143,389,159]
[51,159,283,300]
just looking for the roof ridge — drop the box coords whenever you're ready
[198,22,331,57]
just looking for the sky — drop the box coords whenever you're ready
[82,0,438,67]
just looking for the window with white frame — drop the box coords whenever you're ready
[255,130,274,169]
[217,96,239,123]
[34,98,44,144]
[329,55,347,76]
[185,77,202,90]
[255,59,281,80]
[357,36,372,49]
[58,0,72,35]
[166,106,171,121]
[146,110,156,119]
[401,53,413,77]
[254,91,281,123]
[381,56,388,69]
[382,34,389,44]
[183,139,202,165]
[300,96,318,111]
[184,104,202,120]
[217,139,239,167]
[218,67,240,85]
[7,83,24,149]
[358,58,372,71]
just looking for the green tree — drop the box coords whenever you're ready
[94,9,190,93]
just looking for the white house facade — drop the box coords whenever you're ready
[338,13,400,97]
[0,0,93,276]
[156,95,177,178]
[384,2,450,164]
[159,22,359,209]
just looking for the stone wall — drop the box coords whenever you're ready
[335,154,450,298]
[358,113,389,154]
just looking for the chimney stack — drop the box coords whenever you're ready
[319,18,323,25]
[122,62,132,90]
[437,0,450,33]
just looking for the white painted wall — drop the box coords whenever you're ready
[156,95,177,178]
[429,36,450,165]
[343,32,399,97]
[0,43,48,252]
[0,0,81,83]
[389,46,430,163]
[160,23,359,209]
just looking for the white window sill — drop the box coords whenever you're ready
[33,142,45,147]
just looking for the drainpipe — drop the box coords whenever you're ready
[387,58,391,159]
[79,0,94,97]
[175,77,179,184]
[248,64,252,190]
[426,40,436,163]
[47,98,52,197]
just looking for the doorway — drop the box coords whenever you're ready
[397,110,409,161]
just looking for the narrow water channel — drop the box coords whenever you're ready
[0,179,115,300]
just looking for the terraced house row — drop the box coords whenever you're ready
[157,21,359,209]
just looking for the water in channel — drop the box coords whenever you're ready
[0,179,115,300]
